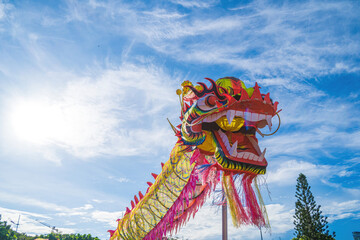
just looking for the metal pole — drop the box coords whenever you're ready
[222,202,228,240]
[16,215,20,232]
[259,226,263,240]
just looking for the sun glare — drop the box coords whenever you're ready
[9,100,67,145]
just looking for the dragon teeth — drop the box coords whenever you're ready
[266,116,272,131]
[258,148,266,162]
[226,110,235,125]
[230,141,238,156]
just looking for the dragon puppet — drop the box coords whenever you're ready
[109,77,280,240]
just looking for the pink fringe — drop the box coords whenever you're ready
[228,174,250,225]
[242,174,265,226]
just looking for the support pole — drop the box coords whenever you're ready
[222,202,228,240]
[16,215,20,232]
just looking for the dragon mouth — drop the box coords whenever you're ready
[213,130,267,167]
[201,109,272,173]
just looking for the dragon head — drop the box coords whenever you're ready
[178,77,279,175]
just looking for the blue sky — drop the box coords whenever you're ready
[0,0,359,239]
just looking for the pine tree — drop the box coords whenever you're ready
[293,173,336,240]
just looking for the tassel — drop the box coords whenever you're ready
[222,173,249,227]
[242,174,265,226]
[254,177,270,229]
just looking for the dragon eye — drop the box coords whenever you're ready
[205,95,217,107]
[197,94,218,111]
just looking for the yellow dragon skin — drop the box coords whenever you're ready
[109,77,279,240]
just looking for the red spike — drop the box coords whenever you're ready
[131,200,135,209]
[161,162,164,168]
[251,82,262,100]
[139,191,144,199]
[147,182,153,187]
[151,173,158,179]
[264,93,271,104]
[215,101,222,108]
[108,230,115,237]
[125,207,130,215]
[176,124,181,128]
[134,195,139,204]
[240,88,249,100]
[185,103,190,109]
[273,102,279,112]
[116,219,120,222]
[225,94,236,104]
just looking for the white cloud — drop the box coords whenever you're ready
[90,210,124,228]
[0,207,75,235]
[0,1,12,20]
[108,176,130,183]
[121,1,360,79]
[266,160,339,186]
[170,0,218,8]
[4,63,181,162]
[322,200,360,222]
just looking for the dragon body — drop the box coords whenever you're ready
[109,77,279,240]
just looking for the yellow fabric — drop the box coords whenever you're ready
[110,144,195,240]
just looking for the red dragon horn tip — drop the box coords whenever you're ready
[139,191,144,199]
[125,207,131,214]
[251,82,262,100]
[108,230,115,237]
[274,101,279,112]
[147,181,153,187]
[131,200,135,209]
[264,92,271,104]
[151,173,158,179]
[240,88,249,100]
[134,195,139,204]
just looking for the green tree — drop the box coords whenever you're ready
[0,215,17,240]
[293,173,336,240]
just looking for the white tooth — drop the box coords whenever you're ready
[243,152,250,159]
[258,148,266,162]
[229,141,238,156]
[244,112,251,121]
[252,113,259,121]
[213,113,220,122]
[259,114,266,121]
[236,111,244,118]
[237,152,244,158]
[225,141,230,150]
[247,136,261,155]
[226,110,235,125]
[266,115,272,131]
